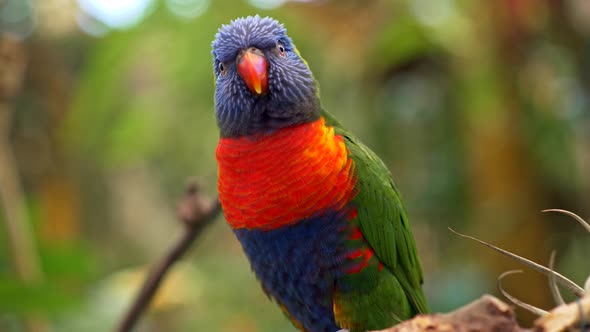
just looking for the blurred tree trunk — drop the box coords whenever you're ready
[0,34,49,332]
[1,31,81,332]
[25,40,80,243]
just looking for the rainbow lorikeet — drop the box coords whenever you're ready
[212,16,428,332]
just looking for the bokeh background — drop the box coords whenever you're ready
[1,0,589,331]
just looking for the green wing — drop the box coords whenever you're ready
[323,109,429,315]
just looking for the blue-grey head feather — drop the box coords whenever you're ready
[212,15,320,137]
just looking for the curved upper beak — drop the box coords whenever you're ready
[237,47,268,96]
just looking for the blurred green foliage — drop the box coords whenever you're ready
[1,0,589,331]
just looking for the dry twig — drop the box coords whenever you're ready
[497,270,548,316]
[448,228,585,297]
[450,210,589,331]
[542,209,590,234]
[116,180,221,332]
[548,251,566,307]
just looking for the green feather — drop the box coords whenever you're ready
[295,47,426,329]
[323,110,429,330]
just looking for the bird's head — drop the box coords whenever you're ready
[212,15,320,137]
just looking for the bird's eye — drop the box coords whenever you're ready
[219,62,226,75]
[277,42,286,57]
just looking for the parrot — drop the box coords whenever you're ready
[212,15,428,332]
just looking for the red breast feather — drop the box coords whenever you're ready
[216,117,357,230]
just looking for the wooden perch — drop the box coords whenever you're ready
[376,294,589,332]
[377,295,521,332]
[534,295,590,332]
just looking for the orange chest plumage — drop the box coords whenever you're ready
[216,117,357,230]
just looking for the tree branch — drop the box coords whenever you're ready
[116,180,221,332]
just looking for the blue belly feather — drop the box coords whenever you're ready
[233,210,352,332]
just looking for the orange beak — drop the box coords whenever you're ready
[237,48,268,96]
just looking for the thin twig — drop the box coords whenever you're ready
[449,228,585,297]
[497,270,548,316]
[548,251,565,306]
[116,181,221,332]
[542,209,590,234]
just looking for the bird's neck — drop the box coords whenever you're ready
[216,117,357,230]
[217,92,322,137]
